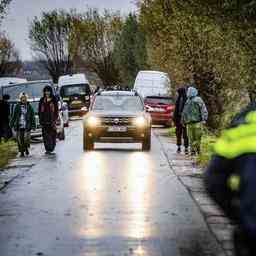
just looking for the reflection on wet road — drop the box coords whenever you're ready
[0,121,222,256]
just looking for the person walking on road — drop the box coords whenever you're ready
[39,86,59,154]
[173,87,189,154]
[0,94,11,142]
[10,93,36,157]
[182,86,208,155]
[204,101,256,255]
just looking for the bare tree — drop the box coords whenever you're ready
[29,10,74,83]
[0,33,21,76]
[71,9,122,86]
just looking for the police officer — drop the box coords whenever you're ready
[204,101,256,256]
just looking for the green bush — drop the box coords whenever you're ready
[196,131,216,167]
[168,127,176,137]
[0,140,17,169]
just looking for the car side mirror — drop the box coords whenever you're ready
[145,105,153,112]
[81,106,88,112]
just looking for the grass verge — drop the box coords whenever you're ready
[168,126,216,167]
[0,140,18,169]
[168,127,176,137]
[196,131,216,167]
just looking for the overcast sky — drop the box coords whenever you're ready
[2,0,137,61]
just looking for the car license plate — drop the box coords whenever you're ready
[108,126,127,132]
[71,100,82,105]
[153,108,165,112]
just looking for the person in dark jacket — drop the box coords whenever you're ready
[10,93,36,157]
[0,94,11,142]
[204,102,256,255]
[173,87,189,154]
[39,85,59,154]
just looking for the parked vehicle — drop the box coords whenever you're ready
[144,96,175,127]
[54,85,69,127]
[61,101,69,127]
[58,74,92,116]
[2,81,66,140]
[133,71,171,98]
[83,90,152,151]
[0,77,27,97]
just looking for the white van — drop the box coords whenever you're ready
[58,74,91,115]
[133,71,171,98]
[0,77,27,96]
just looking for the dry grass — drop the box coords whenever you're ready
[0,140,18,169]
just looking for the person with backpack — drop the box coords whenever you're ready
[182,86,208,155]
[10,93,36,157]
[173,87,189,154]
[38,85,59,154]
[204,102,256,255]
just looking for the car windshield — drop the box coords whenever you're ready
[60,84,90,96]
[92,96,144,112]
[145,97,174,105]
[3,82,52,101]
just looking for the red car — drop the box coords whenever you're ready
[144,96,175,127]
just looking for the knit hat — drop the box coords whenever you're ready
[19,92,29,101]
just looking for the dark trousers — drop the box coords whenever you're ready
[17,129,30,153]
[42,126,56,152]
[175,122,189,148]
[0,122,12,142]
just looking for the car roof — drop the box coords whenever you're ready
[2,80,53,89]
[97,90,138,96]
[58,74,89,86]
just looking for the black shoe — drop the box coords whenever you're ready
[20,152,25,158]
[25,149,29,156]
[177,147,181,153]
[185,148,189,155]
[190,151,196,156]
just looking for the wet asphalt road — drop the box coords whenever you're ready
[0,121,222,256]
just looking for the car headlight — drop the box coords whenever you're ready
[134,116,147,127]
[86,116,100,127]
[81,106,88,112]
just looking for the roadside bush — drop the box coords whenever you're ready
[196,130,216,167]
[0,140,17,169]
[168,127,176,137]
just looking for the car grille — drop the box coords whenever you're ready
[102,117,133,126]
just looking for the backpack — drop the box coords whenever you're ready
[183,98,202,124]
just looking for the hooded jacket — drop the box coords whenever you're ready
[38,86,58,126]
[173,87,187,124]
[10,102,36,131]
[182,87,208,124]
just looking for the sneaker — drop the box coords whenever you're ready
[190,151,196,156]
[25,149,29,156]
[177,146,181,153]
[185,148,189,155]
[20,152,25,158]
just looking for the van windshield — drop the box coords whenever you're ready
[3,82,52,101]
[60,84,91,97]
